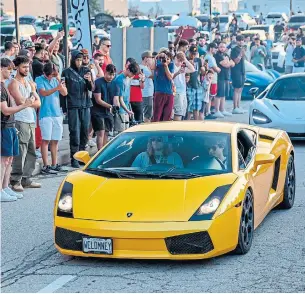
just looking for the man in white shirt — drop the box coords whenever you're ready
[172,52,195,121]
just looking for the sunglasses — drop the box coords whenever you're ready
[150,137,163,142]
[103,44,112,48]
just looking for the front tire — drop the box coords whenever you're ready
[234,190,254,255]
[279,155,295,209]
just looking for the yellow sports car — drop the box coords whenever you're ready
[54,121,295,260]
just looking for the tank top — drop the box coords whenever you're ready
[13,78,36,123]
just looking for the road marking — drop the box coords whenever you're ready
[37,275,76,293]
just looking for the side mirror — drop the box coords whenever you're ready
[254,153,275,169]
[249,87,259,98]
[73,151,91,165]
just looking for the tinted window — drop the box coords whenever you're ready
[19,17,35,24]
[289,16,305,22]
[267,14,281,18]
[88,131,232,178]
[1,27,14,34]
[267,77,305,100]
[219,17,229,23]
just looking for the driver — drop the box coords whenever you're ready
[208,141,227,170]
[132,136,184,169]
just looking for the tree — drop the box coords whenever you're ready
[0,2,4,17]
[88,0,101,17]
[147,7,154,17]
[128,3,144,16]
[155,2,163,17]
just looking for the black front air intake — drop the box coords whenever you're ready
[55,227,86,251]
[272,156,281,191]
[165,231,214,255]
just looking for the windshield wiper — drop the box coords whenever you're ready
[86,168,135,179]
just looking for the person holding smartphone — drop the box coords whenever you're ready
[36,62,67,174]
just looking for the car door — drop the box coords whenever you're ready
[237,129,273,224]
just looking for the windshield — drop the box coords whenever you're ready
[1,27,14,34]
[157,16,171,21]
[250,26,268,32]
[219,17,229,23]
[87,131,232,179]
[289,16,305,23]
[267,14,281,18]
[19,17,35,24]
[267,77,305,100]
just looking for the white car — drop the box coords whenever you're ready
[249,73,305,140]
[265,12,288,25]
[271,42,286,72]
[218,15,233,33]
[233,12,257,30]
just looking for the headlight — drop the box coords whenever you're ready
[189,185,231,221]
[252,109,272,124]
[57,182,73,217]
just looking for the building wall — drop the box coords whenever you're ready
[2,0,59,17]
[101,0,128,16]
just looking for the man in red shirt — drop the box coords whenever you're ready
[130,70,145,122]
[99,37,112,72]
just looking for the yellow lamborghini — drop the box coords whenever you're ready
[54,121,295,260]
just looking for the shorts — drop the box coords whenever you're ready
[187,87,203,112]
[217,80,230,98]
[114,113,129,133]
[232,75,245,89]
[91,113,114,133]
[210,83,218,97]
[174,93,187,116]
[142,96,153,120]
[39,117,63,141]
[130,102,143,122]
[1,127,19,157]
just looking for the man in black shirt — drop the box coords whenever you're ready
[32,43,46,80]
[230,35,246,114]
[1,58,33,202]
[92,64,119,149]
[214,42,235,118]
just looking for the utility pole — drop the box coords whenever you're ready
[62,0,69,68]
[14,0,20,43]
[290,0,293,16]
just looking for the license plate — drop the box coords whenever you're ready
[82,237,113,255]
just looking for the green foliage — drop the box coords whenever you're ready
[89,0,101,17]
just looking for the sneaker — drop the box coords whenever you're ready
[238,107,247,114]
[213,111,225,118]
[71,159,80,169]
[50,164,63,172]
[22,181,42,188]
[4,187,23,199]
[35,149,42,159]
[1,190,17,202]
[11,183,24,192]
[88,139,97,148]
[205,113,217,120]
[41,165,58,175]
[232,108,244,114]
[221,111,232,117]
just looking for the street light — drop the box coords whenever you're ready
[62,0,69,68]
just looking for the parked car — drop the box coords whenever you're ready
[241,30,266,41]
[218,15,233,33]
[249,73,305,139]
[233,12,257,30]
[249,25,275,40]
[265,12,288,25]
[114,17,131,28]
[31,30,57,42]
[195,14,210,30]
[271,42,286,72]
[1,19,15,26]
[229,60,279,100]
[287,14,305,31]
[154,15,179,27]
[19,15,36,25]
[1,24,36,44]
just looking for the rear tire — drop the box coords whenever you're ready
[279,155,295,209]
[234,190,254,255]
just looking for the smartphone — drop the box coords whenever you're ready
[141,69,144,73]
[61,77,65,83]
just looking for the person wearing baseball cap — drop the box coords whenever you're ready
[292,38,305,73]
[140,50,155,122]
[230,35,246,114]
[186,45,206,120]
[23,41,36,59]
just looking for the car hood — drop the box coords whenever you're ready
[246,72,275,85]
[67,171,237,222]
[264,98,305,120]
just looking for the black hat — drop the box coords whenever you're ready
[236,35,244,42]
[189,45,198,54]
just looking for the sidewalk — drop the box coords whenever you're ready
[32,124,97,176]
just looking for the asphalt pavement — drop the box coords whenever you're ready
[1,101,305,293]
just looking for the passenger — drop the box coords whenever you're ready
[132,136,184,169]
[208,141,227,170]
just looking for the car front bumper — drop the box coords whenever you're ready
[54,206,241,260]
